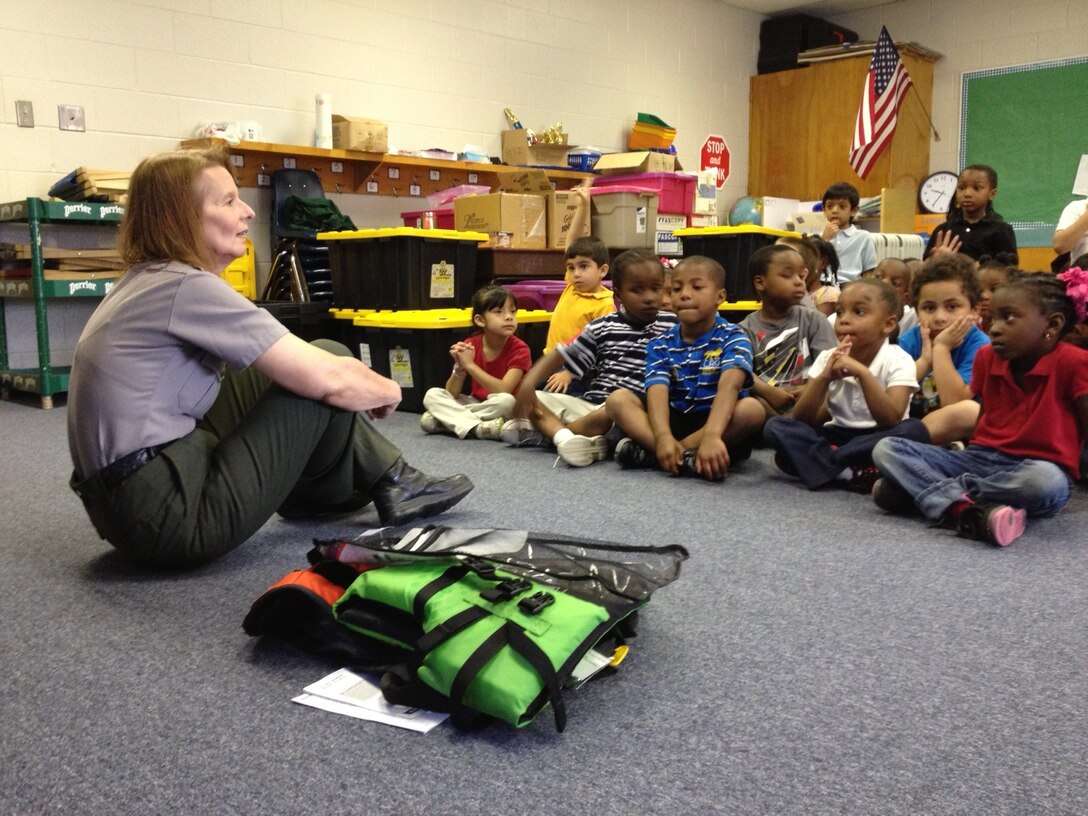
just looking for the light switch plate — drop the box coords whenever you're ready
[16,100,34,128]
[58,104,85,132]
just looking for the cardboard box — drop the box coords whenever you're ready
[594,151,683,175]
[761,197,801,231]
[332,115,388,153]
[501,130,570,167]
[454,194,546,249]
[547,190,588,249]
[694,170,718,215]
[452,168,552,249]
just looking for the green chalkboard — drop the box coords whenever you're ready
[961,57,1088,228]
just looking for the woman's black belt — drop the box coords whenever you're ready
[96,445,165,489]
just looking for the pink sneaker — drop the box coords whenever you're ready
[956,503,1026,547]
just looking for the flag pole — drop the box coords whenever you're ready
[910,84,941,142]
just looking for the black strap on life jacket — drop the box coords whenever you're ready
[414,609,566,732]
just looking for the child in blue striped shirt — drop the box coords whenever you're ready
[607,256,764,479]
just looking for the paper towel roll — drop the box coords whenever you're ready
[315,93,332,149]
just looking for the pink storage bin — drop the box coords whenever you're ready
[399,207,455,229]
[593,171,697,215]
[504,279,613,312]
[504,279,569,311]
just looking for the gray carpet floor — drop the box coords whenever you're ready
[2,394,1086,815]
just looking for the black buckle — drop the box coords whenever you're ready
[518,591,555,615]
[480,578,532,603]
[463,556,498,581]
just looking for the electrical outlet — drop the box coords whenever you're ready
[16,100,34,128]
[58,104,85,132]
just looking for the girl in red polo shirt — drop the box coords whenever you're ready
[870,269,1088,547]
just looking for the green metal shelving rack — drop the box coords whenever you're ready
[0,198,123,408]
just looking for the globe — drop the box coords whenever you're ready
[728,196,763,226]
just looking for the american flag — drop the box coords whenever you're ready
[848,27,913,179]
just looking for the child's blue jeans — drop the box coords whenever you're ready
[872,438,1072,522]
[763,416,928,489]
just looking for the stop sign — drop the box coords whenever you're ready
[700,134,730,188]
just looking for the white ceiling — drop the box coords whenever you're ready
[725,0,894,16]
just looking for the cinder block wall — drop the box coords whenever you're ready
[0,0,763,282]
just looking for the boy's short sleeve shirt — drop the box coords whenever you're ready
[646,315,753,413]
[465,334,531,401]
[740,305,838,385]
[830,226,877,282]
[557,309,678,403]
[544,284,616,353]
[808,340,918,428]
[898,323,990,413]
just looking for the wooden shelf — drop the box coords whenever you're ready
[182,139,592,198]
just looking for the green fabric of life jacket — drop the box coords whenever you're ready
[334,558,612,730]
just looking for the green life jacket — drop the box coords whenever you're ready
[246,527,688,732]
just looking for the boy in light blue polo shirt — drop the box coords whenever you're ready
[821,181,877,282]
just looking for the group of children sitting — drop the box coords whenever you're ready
[418,175,1088,550]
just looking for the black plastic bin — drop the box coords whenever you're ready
[758,14,859,74]
[258,301,333,343]
[673,226,797,302]
[320,227,487,311]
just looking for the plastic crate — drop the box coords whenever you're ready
[504,279,614,312]
[221,237,256,299]
[589,187,659,250]
[673,225,797,301]
[258,301,332,343]
[345,308,551,412]
[319,227,487,310]
[593,172,697,215]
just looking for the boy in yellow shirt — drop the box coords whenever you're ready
[542,185,616,391]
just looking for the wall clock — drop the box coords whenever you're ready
[919,171,959,214]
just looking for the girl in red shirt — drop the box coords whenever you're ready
[871,269,1088,547]
[421,286,531,439]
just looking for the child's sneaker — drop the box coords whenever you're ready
[615,438,654,470]
[419,411,440,434]
[556,435,609,467]
[956,502,1026,547]
[474,418,505,440]
[678,450,722,483]
[500,418,546,448]
[846,465,882,494]
[679,449,698,477]
[871,477,918,516]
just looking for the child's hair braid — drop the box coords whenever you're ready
[1001,270,1079,337]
